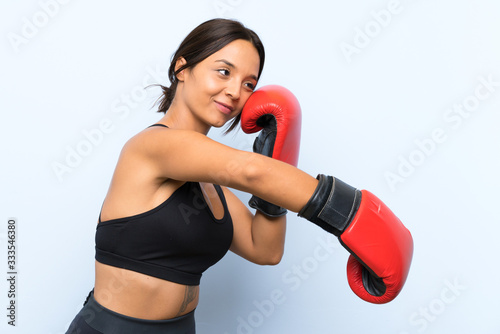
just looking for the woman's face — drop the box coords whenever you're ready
[176,39,261,129]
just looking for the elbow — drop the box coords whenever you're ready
[267,253,284,266]
[241,152,267,189]
[258,250,284,266]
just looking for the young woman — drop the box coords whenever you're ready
[66,17,412,334]
[66,18,318,334]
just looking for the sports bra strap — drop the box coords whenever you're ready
[148,124,169,128]
[213,184,228,210]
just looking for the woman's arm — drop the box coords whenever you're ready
[130,127,318,212]
[222,186,286,265]
[122,127,314,265]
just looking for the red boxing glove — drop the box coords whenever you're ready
[241,85,301,216]
[241,85,301,167]
[299,175,413,304]
[341,190,413,304]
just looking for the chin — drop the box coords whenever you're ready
[211,116,232,128]
[211,122,226,128]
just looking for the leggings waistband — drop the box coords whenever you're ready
[77,291,196,334]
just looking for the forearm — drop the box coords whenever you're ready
[226,151,319,213]
[250,211,286,265]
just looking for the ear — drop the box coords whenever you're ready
[174,57,188,81]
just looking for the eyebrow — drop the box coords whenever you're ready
[215,59,258,81]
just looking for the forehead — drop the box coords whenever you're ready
[206,39,260,77]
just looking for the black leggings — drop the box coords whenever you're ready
[66,290,196,334]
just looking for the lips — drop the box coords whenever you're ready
[215,101,235,115]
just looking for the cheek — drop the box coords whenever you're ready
[239,91,253,106]
[185,77,212,107]
[200,75,221,96]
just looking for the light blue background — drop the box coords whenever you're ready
[1,0,499,333]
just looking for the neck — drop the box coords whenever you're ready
[159,100,211,135]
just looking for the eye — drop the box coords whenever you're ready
[218,68,230,76]
[244,82,256,91]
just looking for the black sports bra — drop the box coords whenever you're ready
[95,124,234,285]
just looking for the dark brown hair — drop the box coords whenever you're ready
[154,18,265,133]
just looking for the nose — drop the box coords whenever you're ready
[225,79,241,100]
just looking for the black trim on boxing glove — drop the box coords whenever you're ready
[298,174,361,236]
[362,266,386,296]
[253,114,278,158]
[249,195,288,217]
[249,114,287,217]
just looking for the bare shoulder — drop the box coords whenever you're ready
[124,126,212,157]
[121,126,247,184]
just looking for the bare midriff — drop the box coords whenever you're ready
[94,261,199,320]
